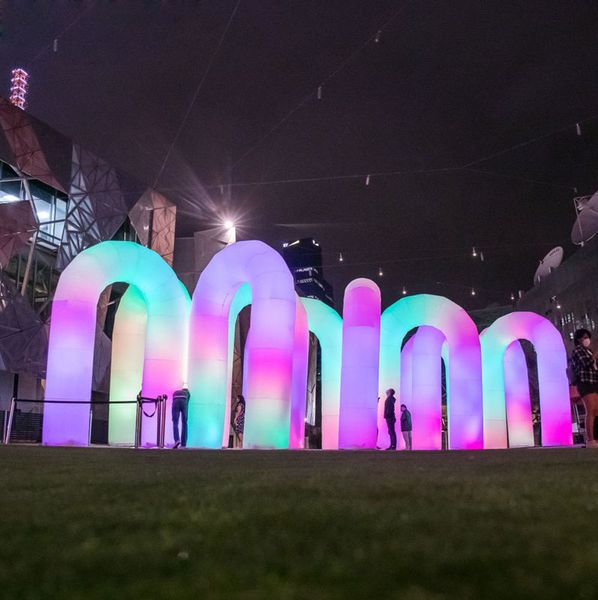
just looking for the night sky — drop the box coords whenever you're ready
[3,1,598,309]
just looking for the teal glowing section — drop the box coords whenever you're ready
[188,241,296,449]
[301,298,343,449]
[338,279,381,449]
[481,312,572,448]
[380,295,483,450]
[109,285,147,446]
[43,241,190,446]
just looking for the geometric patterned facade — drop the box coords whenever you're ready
[0,96,176,383]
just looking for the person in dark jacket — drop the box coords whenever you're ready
[383,388,397,450]
[400,404,413,450]
[571,328,598,447]
[172,386,190,449]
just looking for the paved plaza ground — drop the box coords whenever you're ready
[0,445,596,599]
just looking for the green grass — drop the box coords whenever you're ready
[1,446,597,599]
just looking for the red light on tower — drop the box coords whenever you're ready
[10,68,29,109]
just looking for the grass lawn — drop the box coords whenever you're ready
[0,446,597,599]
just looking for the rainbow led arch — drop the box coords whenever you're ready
[380,295,484,450]
[43,240,573,450]
[43,241,189,446]
[188,240,297,449]
[481,312,572,448]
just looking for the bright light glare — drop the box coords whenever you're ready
[224,219,234,230]
[0,192,20,203]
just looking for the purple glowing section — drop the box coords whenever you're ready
[289,299,309,449]
[338,279,381,449]
[43,241,190,446]
[188,241,296,449]
[481,312,572,448]
[503,340,535,448]
[300,298,342,449]
[380,295,483,450]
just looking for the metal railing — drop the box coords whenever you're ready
[2,395,168,447]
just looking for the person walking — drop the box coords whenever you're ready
[400,404,413,450]
[571,329,598,447]
[172,385,190,449]
[233,394,246,448]
[383,388,397,450]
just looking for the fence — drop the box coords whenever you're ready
[2,395,168,447]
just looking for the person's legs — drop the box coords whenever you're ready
[238,432,243,448]
[407,430,412,450]
[585,393,598,445]
[402,430,412,450]
[386,419,397,449]
[172,399,181,446]
[180,400,188,447]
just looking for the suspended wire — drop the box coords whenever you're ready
[232,0,414,169]
[28,1,97,66]
[152,0,242,189]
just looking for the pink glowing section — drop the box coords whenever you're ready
[481,312,572,447]
[503,341,534,447]
[338,279,381,449]
[188,241,296,449]
[301,298,342,449]
[411,327,445,449]
[289,299,309,449]
[380,295,483,450]
[43,241,190,446]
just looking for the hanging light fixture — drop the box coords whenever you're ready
[339,252,344,263]
[510,292,515,302]
[317,85,323,100]
[365,174,370,186]
[471,287,476,296]
[378,267,383,277]
[374,29,382,43]
[472,246,477,258]
[402,286,407,295]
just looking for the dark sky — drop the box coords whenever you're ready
[3,1,598,309]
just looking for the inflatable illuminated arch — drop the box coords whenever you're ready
[43,239,573,450]
[188,240,297,449]
[43,241,189,446]
[379,295,484,450]
[481,312,572,448]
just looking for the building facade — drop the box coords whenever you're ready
[282,238,334,307]
[0,96,177,410]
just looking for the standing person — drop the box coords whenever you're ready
[233,394,246,448]
[571,329,598,447]
[172,385,190,449]
[383,388,397,450]
[400,404,413,450]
